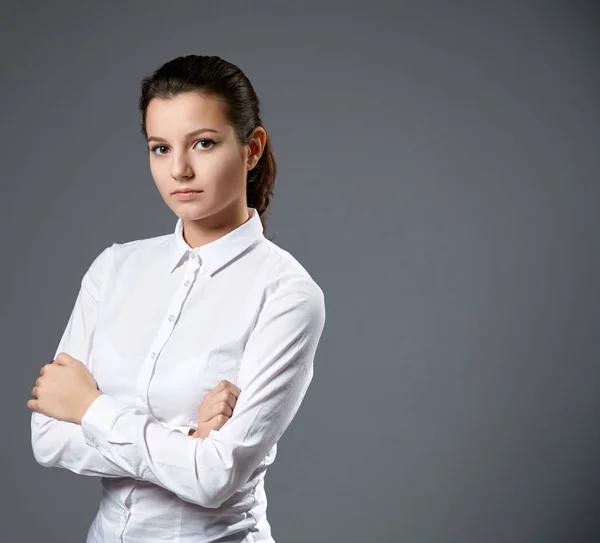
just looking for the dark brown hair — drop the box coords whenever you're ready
[138,55,276,233]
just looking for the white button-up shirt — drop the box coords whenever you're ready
[30,207,326,543]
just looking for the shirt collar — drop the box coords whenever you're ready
[168,207,264,276]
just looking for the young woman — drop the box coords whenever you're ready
[28,54,326,543]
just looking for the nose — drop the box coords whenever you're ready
[170,152,194,180]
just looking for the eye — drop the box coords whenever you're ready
[150,145,168,156]
[149,139,217,156]
[150,145,170,156]
[194,139,217,150]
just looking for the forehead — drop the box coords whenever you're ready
[146,92,228,133]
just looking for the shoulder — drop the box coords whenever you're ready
[257,239,326,312]
[258,239,318,282]
[109,231,172,263]
[87,231,173,279]
[83,230,172,286]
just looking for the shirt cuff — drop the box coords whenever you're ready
[81,393,130,448]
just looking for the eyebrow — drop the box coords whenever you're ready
[147,128,220,144]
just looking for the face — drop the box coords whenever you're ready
[145,92,253,226]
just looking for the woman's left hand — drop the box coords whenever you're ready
[27,352,103,425]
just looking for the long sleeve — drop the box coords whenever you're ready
[79,277,326,508]
[30,244,136,478]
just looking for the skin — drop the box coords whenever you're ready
[147,91,266,248]
[192,380,241,438]
[28,91,267,432]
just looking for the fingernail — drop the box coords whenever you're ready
[50,360,54,364]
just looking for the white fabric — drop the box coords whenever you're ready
[30,207,326,542]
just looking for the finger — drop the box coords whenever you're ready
[210,400,233,419]
[40,362,55,376]
[53,353,70,366]
[197,399,231,424]
[228,383,241,398]
[31,386,38,398]
[197,395,234,425]
[27,399,37,411]
[225,381,241,398]
[208,414,229,431]
[217,380,241,397]
[211,380,241,400]
[218,390,238,411]
[202,389,237,412]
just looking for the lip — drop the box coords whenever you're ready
[173,190,203,201]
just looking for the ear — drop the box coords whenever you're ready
[246,126,266,167]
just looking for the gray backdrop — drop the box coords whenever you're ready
[2,2,599,542]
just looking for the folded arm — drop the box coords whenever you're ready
[31,244,151,478]
[79,277,326,508]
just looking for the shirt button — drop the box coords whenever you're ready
[168,314,175,322]
[150,352,156,359]
[189,252,196,259]
[139,395,146,403]
[184,280,190,287]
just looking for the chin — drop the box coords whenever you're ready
[173,202,219,222]
[169,197,241,223]
[176,208,209,221]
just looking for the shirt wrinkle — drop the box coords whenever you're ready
[30,207,326,543]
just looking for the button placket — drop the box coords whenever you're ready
[135,254,200,409]
[182,257,198,289]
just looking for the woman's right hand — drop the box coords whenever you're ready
[191,380,241,438]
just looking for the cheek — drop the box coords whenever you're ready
[207,154,246,187]
[149,162,169,192]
